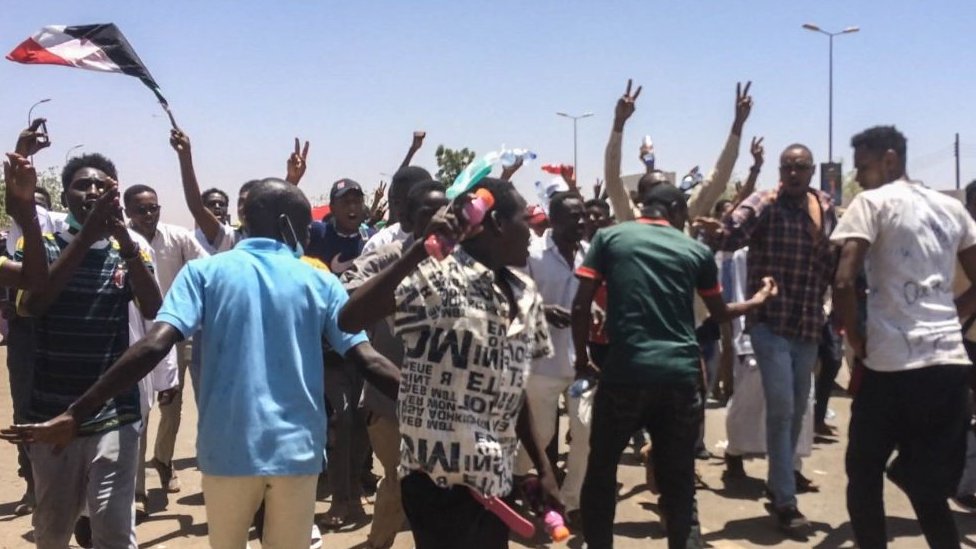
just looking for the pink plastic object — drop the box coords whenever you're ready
[523,477,570,542]
[544,510,570,542]
[424,189,495,260]
[468,488,536,538]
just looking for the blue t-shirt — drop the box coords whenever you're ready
[307,221,367,273]
[156,238,367,476]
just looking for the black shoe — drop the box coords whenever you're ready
[775,505,809,537]
[955,494,976,511]
[74,516,93,548]
[724,453,745,478]
[794,471,820,493]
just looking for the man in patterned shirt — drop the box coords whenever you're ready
[711,143,836,536]
[339,178,561,549]
[4,153,161,548]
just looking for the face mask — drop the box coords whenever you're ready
[277,214,304,258]
[65,212,84,231]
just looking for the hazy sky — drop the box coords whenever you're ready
[2,0,974,227]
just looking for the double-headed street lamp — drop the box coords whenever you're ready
[802,23,859,163]
[556,111,594,177]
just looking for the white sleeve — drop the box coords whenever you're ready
[957,203,976,252]
[829,192,878,244]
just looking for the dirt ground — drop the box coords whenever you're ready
[1,347,975,548]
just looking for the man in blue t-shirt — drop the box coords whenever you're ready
[7,179,401,549]
[307,178,368,274]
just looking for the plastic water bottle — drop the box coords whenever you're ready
[499,148,537,167]
[424,189,495,260]
[641,136,655,169]
[568,378,592,398]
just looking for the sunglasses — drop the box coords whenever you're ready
[134,204,161,215]
[779,163,814,172]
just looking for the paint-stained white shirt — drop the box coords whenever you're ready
[831,178,976,371]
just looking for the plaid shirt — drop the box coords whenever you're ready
[718,189,836,342]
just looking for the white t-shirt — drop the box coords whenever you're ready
[830,178,976,371]
[5,207,66,256]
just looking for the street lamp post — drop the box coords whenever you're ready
[556,111,594,177]
[27,98,52,125]
[802,23,859,163]
[65,144,84,165]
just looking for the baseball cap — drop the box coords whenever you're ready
[641,183,687,210]
[330,179,363,202]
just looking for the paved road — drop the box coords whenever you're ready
[1,346,975,548]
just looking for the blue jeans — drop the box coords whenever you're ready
[750,323,818,509]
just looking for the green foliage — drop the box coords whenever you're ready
[434,145,476,185]
[0,167,66,227]
[842,170,862,206]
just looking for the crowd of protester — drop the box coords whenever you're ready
[0,78,975,549]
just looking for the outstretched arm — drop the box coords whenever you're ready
[346,342,400,401]
[702,276,777,323]
[0,322,183,449]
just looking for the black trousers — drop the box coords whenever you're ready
[581,382,704,549]
[814,320,843,425]
[400,472,509,549]
[847,364,970,549]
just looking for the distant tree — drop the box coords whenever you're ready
[0,167,65,227]
[842,170,862,206]
[435,145,476,184]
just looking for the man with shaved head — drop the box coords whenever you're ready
[4,179,401,549]
[711,143,837,537]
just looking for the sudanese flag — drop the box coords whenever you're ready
[7,24,168,105]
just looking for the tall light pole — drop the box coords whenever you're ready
[802,23,859,163]
[65,144,84,165]
[556,111,594,176]
[27,98,51,125]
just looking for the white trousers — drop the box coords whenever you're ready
[515,374,592,512]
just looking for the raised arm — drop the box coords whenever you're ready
[2,154,48,292]
[687,82,752,220]
[400,131,426,169]
[19,184,117,317]
[170,129,223,244]
[0,322,183,448]
[605,79,641,223]
[285,138,310,185]
[732,137,764,207]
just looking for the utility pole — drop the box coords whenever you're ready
[956,133,961,190]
